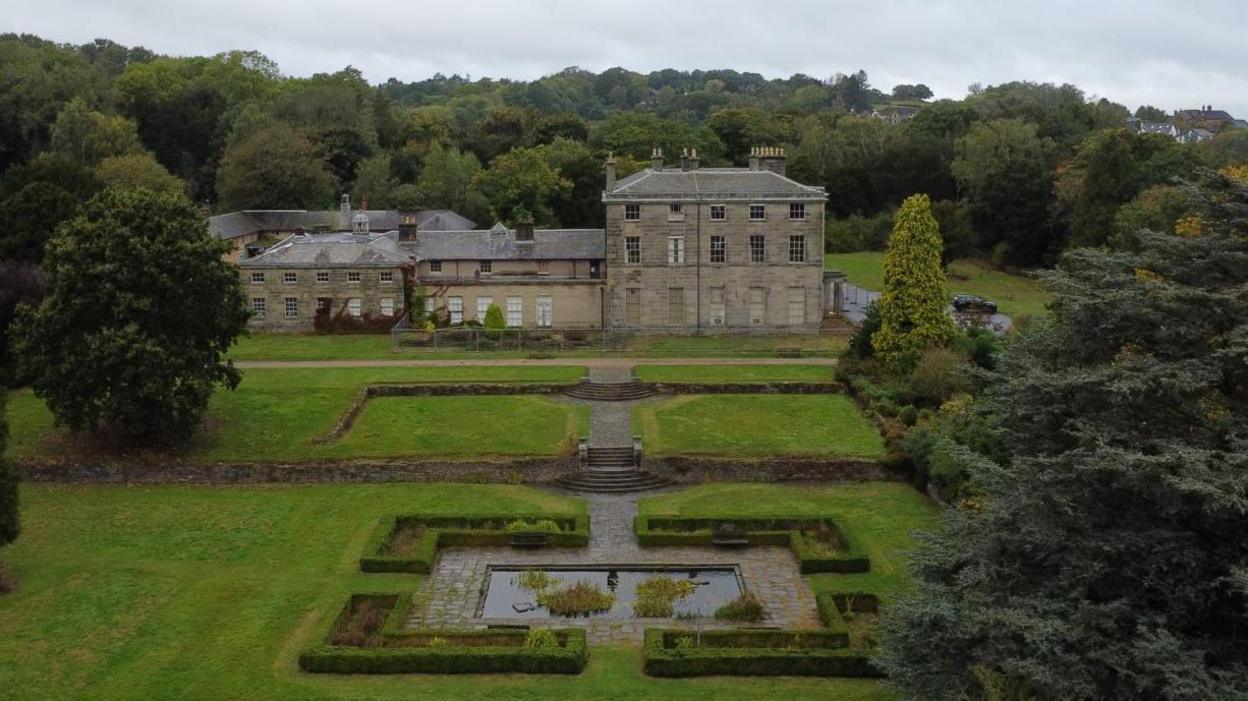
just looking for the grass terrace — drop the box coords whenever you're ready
[633,364,838,383]
[5,366,587,464]
[0,484,897,700]
[632,394,883,459]
[825,252,1051,319]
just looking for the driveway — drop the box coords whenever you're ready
[840,283,1012,334]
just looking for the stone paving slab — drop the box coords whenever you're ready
[404,494,821,645]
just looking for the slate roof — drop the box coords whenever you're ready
[208,209,475,240]
[412,224,605,260]
[237,232,413,268]
[1138,121,1177,135]
[604,167,825,201]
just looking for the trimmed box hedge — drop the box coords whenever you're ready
[634,516,870,574]
[359,514,590,573]
[299,592,589,675]
[641,628,880,678]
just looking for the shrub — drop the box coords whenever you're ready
[504,519,562,533]
[956,326,1002,370]
[524,629,559,649]
[847,302,881,359]
[540,580,615,617]
[824,210,894,253]
[483,303,505,340]
[898,404,919,426]
[642,629,879,678]
[713,591,766,622]
[632,575,697,618]
[905,346,972,406]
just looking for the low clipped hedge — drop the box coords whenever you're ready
[641,628,880,678]
[360,514,589,573]
[634,516,870,573]
[299,593,589,674]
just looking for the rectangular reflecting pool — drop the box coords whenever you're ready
[479,565,744,619]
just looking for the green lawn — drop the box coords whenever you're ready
[6,366,587,463]
[231,333,401,360]
[825,252,1052,319]
[634,365,837,383]
[638,482,939,597]
[0,484,895,700]
[632,394,884,458]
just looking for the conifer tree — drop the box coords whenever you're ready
[872,193,956,372]
[878,172,1248,700]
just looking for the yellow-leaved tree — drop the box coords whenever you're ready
[872,193,957,372]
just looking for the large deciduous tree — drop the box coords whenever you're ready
[216,125,335,211]
[470,145,571,225]
[878,171,1248,700]
[13,188,249,442]
[872,194,956,372]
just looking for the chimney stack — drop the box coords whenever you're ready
[604,151,617,191]
[688,147,699,171]
[515,214,535,243]
[750,146,787,176]
[680,147,690,171]
[340,193,350,213]
[399,212,419,242]
[650,147,664,170]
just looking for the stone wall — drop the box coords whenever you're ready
[644,456,894,483]
[18,457,573,485]
[242,264,406,332]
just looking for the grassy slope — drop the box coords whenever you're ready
[632,394,884,458]
[639,482,939,597]
[231,333,400,360]
[825,252,1051,319]
[0,484,894,701]
[6,366,587,463]
[633,365,837,383]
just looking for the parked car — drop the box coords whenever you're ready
[952,294,998,313]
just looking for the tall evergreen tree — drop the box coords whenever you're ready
[878,171,1248,700]
[872,193,956,372]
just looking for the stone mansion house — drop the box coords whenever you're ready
[222,147,829,333]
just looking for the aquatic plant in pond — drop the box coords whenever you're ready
[714,591,767,622]
[632,575,697,618]
[481,567,743,619]
[540,580,616,617]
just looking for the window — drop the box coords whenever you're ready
[709,205,726,221]
[316,271,329,284]
[380,297,395,316]
[710,235,726,263]
[624,204,640,221]
[625,288,641,326]
[668,203,684,221]
[251,298,266,317]
[667,236,685,265]
[709,287,725,326]
[506,296,522,327]
[789,203,806,220]
[250,272,265,284]
[748,287,766,325]
[479,260,492,275]
[476,296,493,321]
[346,298,362,317]
[429,260,442,273]
[536,295,553,328]
[347,271,361,283]
[750,234,766,263]
[537,260,550,275]
[284,297,298,318]
[379,271,394,284]
[749,204,766,221]
[625,236,641,264]
[788,235,806,263]
[667,287,685,326]
[788,287,806,325]
[446,296,463,323]
[283,272,297,285]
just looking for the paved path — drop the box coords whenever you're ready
[235,356,837,369]
[407,492,820,644]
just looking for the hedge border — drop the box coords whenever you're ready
[641,628,880,678]
[359,513,590,573]
[299,593,589,675]
[633,515,870,574]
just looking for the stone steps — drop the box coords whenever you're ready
[587,447,635,470]
[563,381,654,401]
[554,470,672,493]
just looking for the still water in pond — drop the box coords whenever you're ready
[480,567,743,619]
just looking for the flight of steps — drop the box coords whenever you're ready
[563,381,655,401]
[554,446,671,493]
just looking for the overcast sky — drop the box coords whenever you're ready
[6,0,1248,116]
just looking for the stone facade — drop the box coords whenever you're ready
[242,264,407,332]
[602,148,827,331]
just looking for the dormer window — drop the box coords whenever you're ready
[429,260,442,274]
[479,260,492,275]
